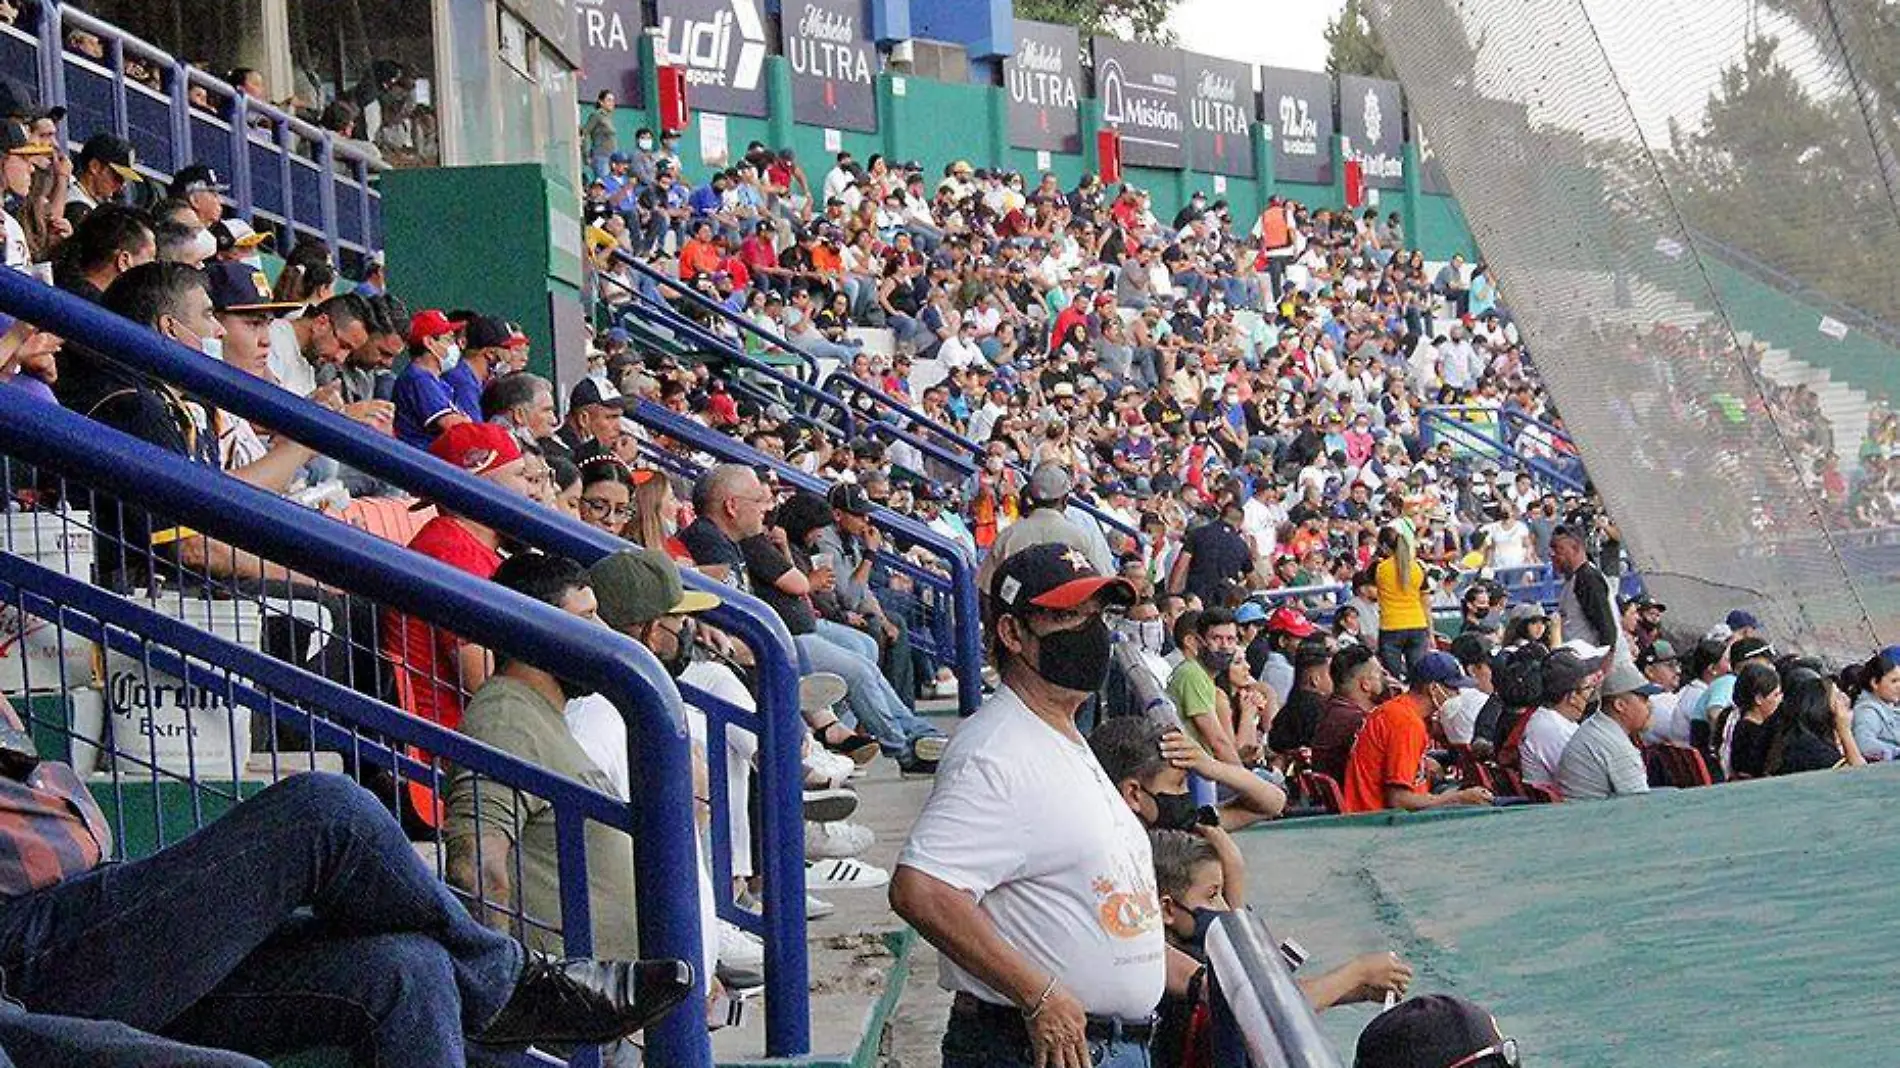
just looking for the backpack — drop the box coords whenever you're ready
[1492,642,1549,710]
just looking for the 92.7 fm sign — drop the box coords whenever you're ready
[1259,66,1334,185]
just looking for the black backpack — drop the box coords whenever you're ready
[1492,642,1549,710]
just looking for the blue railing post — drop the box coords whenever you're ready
[105,35,128,142]
[229,92,253,220]
[167,58,192,163]
[274,115,294,235]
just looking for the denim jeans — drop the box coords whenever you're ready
[0,1000,267,1067]
[797,630,940,757]
[0,773,523,1066]
[1378,627,1433,684]
[941,1011,1151,1068]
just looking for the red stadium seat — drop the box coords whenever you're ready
[1300,770,1345,814]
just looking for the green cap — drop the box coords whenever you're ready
[589,548,721,631]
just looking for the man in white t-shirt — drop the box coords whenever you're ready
[894,545,1161,1068]
[1517,646,1604,790]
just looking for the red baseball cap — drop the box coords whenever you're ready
[1266,606,1319,638]
[409,309,461,346]
[427,422,522,477]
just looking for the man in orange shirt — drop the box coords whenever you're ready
[1341,652,1495,814]
[678,219,722,281]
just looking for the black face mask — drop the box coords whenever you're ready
[1200,649,1235,677]
[1028,614,1112,693]
[659,618,697,679]
[1148,788,1200,832]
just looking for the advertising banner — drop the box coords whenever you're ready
[1183,51,1255,177]
[1004,20,1082,154]
[576,0,644,103]
[654,0,770,118]
[1092,36,1185,170]
[1258,66,1334,185]
[783,0,878,132]
[1339,74,1404,189]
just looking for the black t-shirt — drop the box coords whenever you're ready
[1268,686,1326,754]
[1774,732,1842,776]
[56,357,216,589]
[739,534,815,635]
[1729,717,1772,779]
[1181,521,1253,605]
[678,516,749,592]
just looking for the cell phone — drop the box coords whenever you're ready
[1279,938,1309,972]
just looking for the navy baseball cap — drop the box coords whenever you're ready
[1725,609,1761,630]
[1413,651,1478,690]
[204,262,300,315]
[991,543,1135,616]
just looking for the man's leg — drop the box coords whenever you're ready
[163,929,468,1067]
[0,773,519,1036]
[796,633,905,752]
[811,627,940,747]
[0,1000,265,1068]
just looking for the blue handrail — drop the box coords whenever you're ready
[26,3,381,256]
[0,268,812,1058]
[630,399,986,717]
[0,389,707,1066]
[618,253,821,382]
[1419,406,1589,495]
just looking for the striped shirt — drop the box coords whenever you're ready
[0,707,111,897]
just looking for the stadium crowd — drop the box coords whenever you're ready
[0,60,1889,1065]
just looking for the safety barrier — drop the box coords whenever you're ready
[628,398,985,718]
[1419,405,1589,495]
[0,395,696,1068]
[3,4,382,259]
[0,268,816,1060]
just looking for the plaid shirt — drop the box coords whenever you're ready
[0,706,111,898]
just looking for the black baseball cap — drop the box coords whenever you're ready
[569,376,628,412]
[77,133,140,181]
[827,482,874,517]
[464,315,514,350]
[170,163,229,197]
[0,120,50,158]
[991,543,1135,616]
[204,261,301,315]
[1354,995,1511,1068]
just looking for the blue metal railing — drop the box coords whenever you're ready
[1419,405,1589,495]
[8,5,381,257]
[0,268,815,1058]
[0,391,701,1067]
[629,399,986,717]
[619,254,822,383]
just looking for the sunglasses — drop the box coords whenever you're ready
[1446,1037,1519,1068]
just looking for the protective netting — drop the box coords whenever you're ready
[1367,0,1900,660]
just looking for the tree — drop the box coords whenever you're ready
[1325,0,1397,80]
[1015,0,1179,44]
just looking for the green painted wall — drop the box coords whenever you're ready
[380,163,569,381]
[580,36,1478,261]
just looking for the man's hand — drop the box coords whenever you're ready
[1449,786,1493,806]
[1024,985,1089,1068]
[1341,952,1413,1004]
[862,525,884,552]
[810,564,836,593]
[344,399,395,433]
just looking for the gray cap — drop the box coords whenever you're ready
[1026,463,1073,506]
[1602,657,1663,698]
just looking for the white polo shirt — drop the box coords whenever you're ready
[898,686,1165,1020]
[1519,706,1579,788]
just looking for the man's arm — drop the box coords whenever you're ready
[1159,730,1287,828]
[890,867,1090,1066]
[1382,783,1490,811]
[1577,567,1617,647]
[446,826,517,929]
[1166,547,1192,596]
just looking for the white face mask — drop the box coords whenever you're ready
[199,336,222,361]
[637,137,654,151]
[440,342,462,371]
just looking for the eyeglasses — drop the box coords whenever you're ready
[1446,1037,1519,1068]
[580,497,633,521]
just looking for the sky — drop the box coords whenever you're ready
[1165,0,1339,74]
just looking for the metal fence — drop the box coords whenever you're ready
[1366,0,1900,659]
[0,267,824,1062]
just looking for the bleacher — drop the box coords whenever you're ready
[1,3,383,264]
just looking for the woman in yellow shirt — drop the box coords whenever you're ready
[1373,524,1434,682]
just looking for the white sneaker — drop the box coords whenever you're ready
[805,819,875,859]
[807,893,836,919]
[808,857,891,891]
[932,668,958,696]
[804,747,856,790]
[717,919,764,970]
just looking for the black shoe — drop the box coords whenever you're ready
[818,727,881,766]
[476,954,695,1046]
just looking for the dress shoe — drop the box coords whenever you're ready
[476,953,695,1046]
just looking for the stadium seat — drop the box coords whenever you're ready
[1299,770,1344,815]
